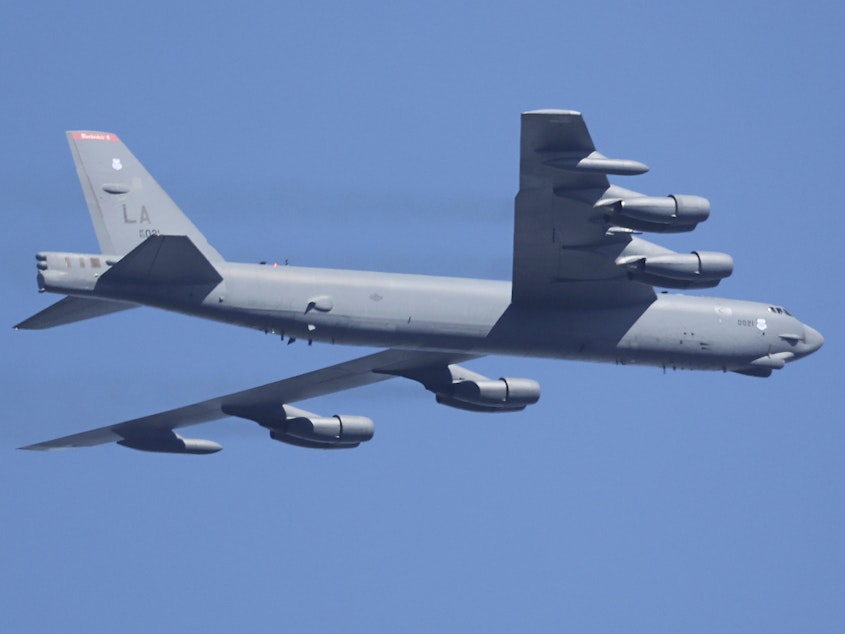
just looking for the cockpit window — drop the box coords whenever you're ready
[767,305,792,316]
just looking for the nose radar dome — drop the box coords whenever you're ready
[803,325,824,354]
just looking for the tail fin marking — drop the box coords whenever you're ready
[66,131,224,261]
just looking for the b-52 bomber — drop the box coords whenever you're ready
[16,111,823,454]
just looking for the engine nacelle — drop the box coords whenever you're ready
[437,378,540,412]
[117,432,222,454]
[623,250,733,289]
[603,194,710,233]
[269,414,374,449]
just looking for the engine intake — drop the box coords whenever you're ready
[437,378,541,412]
[622,250,733,289]
[602,194,710,233]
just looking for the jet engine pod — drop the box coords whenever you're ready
[623,250,733,289]
[269,414,374,449]
[437,378,541,412]
[603,194,710,233]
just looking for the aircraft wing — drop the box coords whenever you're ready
[20,348,477,451]
[512,110,657,307]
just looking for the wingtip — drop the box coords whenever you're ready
[20,442,76,451]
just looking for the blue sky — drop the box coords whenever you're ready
[2,1,843,631]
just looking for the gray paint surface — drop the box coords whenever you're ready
[16,112,823,452]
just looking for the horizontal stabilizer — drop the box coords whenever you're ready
[14,296,137,330]
[100,235,223,286]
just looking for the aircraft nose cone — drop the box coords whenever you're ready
[802,324,824,354]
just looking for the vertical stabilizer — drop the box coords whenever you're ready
[66,131,224,261]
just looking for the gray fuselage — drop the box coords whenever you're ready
[37,251,822,374]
